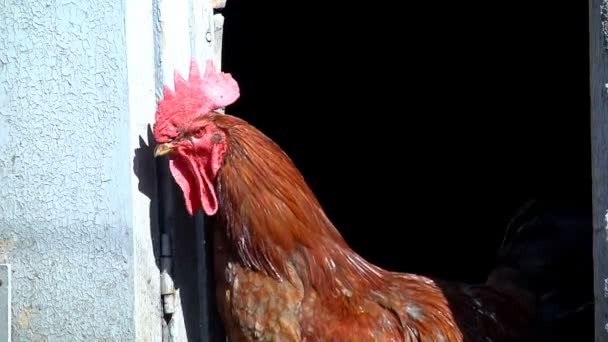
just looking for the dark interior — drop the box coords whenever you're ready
[221,1,591,283]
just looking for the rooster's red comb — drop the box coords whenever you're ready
[153,59,240,143]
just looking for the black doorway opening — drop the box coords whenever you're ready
[218,0,592,339]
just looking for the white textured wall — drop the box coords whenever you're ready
[0,0,135,340]
[0,0,221,339]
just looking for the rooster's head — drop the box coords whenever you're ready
[152,59,240,216]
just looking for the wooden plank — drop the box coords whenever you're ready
[590,0,608,340]
[212,13,226,114]
[157,0,228,341]
[213,13,225,69]
[191,0,215,65]
[158,0,198,341]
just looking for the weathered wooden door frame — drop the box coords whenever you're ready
[154,0,228,341]
[590,0,608,340]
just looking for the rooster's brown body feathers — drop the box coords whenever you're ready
[207,114,537,342]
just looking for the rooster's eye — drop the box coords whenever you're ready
[192,129,205,139]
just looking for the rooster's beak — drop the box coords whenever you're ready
[154,143,175,157]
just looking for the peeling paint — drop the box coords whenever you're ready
[16,306,31,330]
[0,239,15,264]
[0,0,135,340]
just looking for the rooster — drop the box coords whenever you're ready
[152,59,592,341]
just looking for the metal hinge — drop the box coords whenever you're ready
[160,234,176,342]
[0,264,11,342]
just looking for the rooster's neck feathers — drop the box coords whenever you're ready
[210,114,388,300]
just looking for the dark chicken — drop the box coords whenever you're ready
[152,59,592,341]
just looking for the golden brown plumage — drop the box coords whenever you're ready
[205,114,536,342]
[152,60,592,341]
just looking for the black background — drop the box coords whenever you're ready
[219,0,591,283]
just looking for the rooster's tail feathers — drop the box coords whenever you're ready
[492,199,594,341]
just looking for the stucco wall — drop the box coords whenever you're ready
[0,0,136,340]
[0,0,223,339]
